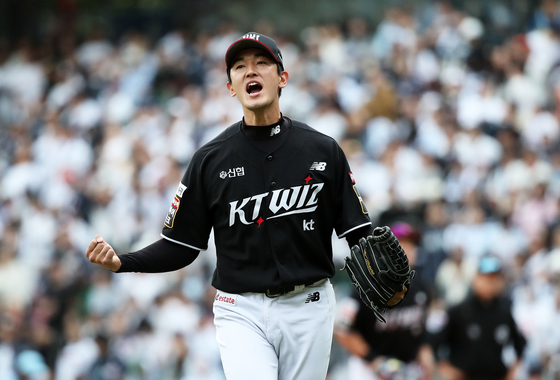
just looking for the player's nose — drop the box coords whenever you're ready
[245,63,258,76]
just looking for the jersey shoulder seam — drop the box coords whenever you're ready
[194,121,243,163]
[289,118,340,143]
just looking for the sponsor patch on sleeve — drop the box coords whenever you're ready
[176,183,187,198]
[164,196,180,228]
[353,185,368,215]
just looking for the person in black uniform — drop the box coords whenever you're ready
[85,32,407,380]
[335,223,435,380]
[434,256,526,380]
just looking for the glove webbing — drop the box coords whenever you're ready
[371,227,416,288]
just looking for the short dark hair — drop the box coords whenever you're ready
[226,62,284,97]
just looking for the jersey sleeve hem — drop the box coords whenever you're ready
[160,233,207,251]
[337,222,372,239]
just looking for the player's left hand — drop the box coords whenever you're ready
[387,285,408,307]
[343,226,416,323]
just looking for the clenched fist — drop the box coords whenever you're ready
[85,235,122,272]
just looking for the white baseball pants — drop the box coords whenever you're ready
[213,279,335,380]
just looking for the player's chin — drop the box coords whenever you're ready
[243,98,272,111]
[243,90,274,104]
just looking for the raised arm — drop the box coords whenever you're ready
[85,236,199,273]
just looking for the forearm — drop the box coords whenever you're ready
[334,328,377,360]
[417,344,435,380]
[117,238,199,273]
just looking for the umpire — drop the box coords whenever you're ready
[433,256,526,380]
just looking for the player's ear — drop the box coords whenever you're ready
[279,71,289,90]
[227,82,236,97]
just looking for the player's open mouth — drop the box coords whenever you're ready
[246,82,263,95]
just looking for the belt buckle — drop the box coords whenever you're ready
[265,289,282,298]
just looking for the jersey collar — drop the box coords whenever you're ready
[241,115,289,141]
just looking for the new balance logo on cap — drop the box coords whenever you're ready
[305,292,320,303]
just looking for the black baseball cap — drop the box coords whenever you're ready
[225,32,284,70]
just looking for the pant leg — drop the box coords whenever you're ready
[272,280,336,380]
[213,291,279,380]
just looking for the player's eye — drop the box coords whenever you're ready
[234,64,245,70]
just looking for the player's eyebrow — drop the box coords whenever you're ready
[232,52,271,66]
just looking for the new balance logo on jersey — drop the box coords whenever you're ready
[310,162,326,171]
[270,125,281,136]
[229,183,324,226]
[303,219,315,231]
[305,292,320,303]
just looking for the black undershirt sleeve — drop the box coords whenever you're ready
[116,238,199,273]
[115,227,369,273]
[345,225,374,248]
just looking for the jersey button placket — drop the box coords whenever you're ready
[271,181,276,187]
[267,155,273,161]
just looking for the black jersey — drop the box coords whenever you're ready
[161,116,371,293]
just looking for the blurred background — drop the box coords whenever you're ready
[1,0,560,379]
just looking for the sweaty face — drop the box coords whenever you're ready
[227,48,287,113]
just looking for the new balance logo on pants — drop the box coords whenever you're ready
[305,292,320,303]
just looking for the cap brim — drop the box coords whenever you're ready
[225,39,280,68]
[478,257,502,274]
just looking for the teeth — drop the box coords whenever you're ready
[248,83,258,87]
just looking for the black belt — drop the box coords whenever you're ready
[265,279,326,298]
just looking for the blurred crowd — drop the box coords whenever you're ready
[1,0,560,379]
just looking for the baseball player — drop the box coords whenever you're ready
[86,32,407,380]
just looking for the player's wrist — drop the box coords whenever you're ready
[109,260,122,272]
[112,254,125,272]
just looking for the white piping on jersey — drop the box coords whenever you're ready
[337,222,372,239]
[160,233,207,251]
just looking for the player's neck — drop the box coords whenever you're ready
[242,106,281,126]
